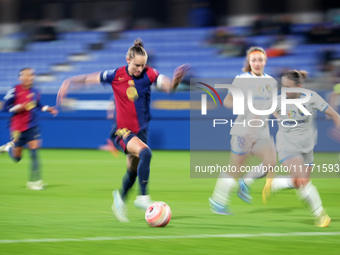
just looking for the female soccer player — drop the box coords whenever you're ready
[262,70,340,227]
[0,68,58,190]
[57,39,189,222]
[209,46,277,213]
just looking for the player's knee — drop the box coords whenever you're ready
[139,147,152,160]
[263,157,276,170]
[293,178,309,188]
[127,168,137,178]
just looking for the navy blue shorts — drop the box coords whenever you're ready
[111,128,148,154]
[12,126,41,147]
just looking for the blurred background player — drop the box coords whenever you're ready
[328,83,340,146]
[329,83,340,113]
[0,68,58,190]
[262,70,340,227]
[57,38,189,222]
[209,46,277,213]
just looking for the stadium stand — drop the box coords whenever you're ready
[0,26,340,93]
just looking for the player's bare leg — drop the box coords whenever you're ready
[251,143,276,204]
[293,165,331,227]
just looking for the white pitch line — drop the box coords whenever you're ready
[1,232,340,244]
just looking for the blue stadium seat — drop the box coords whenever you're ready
[27,40,88,54]
[59,31,107,43]
[0,26,332,91]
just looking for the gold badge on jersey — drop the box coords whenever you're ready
[127,80,138,102]
[25,100,37,110]
[115,128,131,139]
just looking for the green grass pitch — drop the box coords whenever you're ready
[0,149,339,254]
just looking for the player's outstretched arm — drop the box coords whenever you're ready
[57,72,101,106]
[44,106,58,116]
[223,93,233,109]
[325,106,340,129]
[158,64,190,93]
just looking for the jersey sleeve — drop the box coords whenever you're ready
[231,75,241,86]
[312,91,329,112]
[147,67,159,84]
[35,90,43,110]
[100,69,117,86]
[2,87,16,112]
[228,75,241,95]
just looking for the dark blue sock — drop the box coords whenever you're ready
[8,147,21,162]
[30,149,41,182]
[137,147,152,195]
[120,169,137,200]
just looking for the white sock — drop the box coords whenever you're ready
[243,163,267,187]
[211,173,237,206]
[4,142,13,152]
[296,181,324,217]
[271,175,294,193]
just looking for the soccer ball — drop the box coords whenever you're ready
[145,201,172,227]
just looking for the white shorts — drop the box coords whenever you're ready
[278,150,314,165]
[230,135,274,155]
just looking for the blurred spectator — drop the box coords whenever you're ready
[251,15,292,36]
[56,19,85,33]
[207,27,232,44]
[251,15,272,35]
[278,15,293,35]
[307,24,332,44]
[35,20,57,42]
[266,35,293,57]
[317,47,340,87]
[207,27,246,57]
[306,23,340,44]
[330,24,340,43]
[129,0,169,29]
[188,0,215,27]
[85,20,102,30]
[319,47,336,73]
[21,19,37,47]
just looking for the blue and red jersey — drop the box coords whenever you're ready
[100,65,159,134]
[2,84,44,132]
